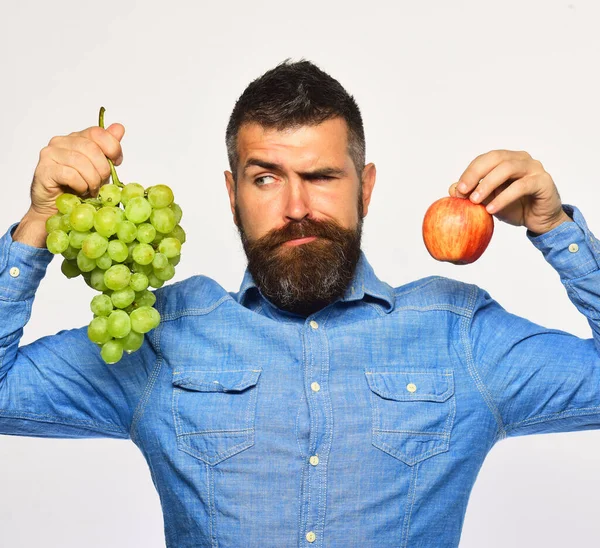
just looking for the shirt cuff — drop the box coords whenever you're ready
[0,223,54,301]
[527,204,600,281]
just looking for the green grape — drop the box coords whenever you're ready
[125,197,152,224]
[90,294,113,316]
[107,309,131,338]
[167,225,186,244]
[88,316,112,345]
[132,243,155,265]
[130,306,160,333]
[116,220,137,243]
[154,262,175,281]
[147,184,174,208]
[158,237,181,258]
[111,287,136,309]
[99,184,122,206]
[82,232,109,259]
[136,223,156,244]
[152,252,168,270]
[61,245,79,261]
[126,242,137,262]
[152,231,165,245]
[132,262,153,276]
[120,183,145,205]
[135,290,156,308]
[90,268,108,291]
[130,272,149,292]
[46,230,70,254]
[169,203,182,224]
[169,255,180,266]
[96,252,113,270]
[150,207,176,234]
[94,207,120,237]
[147,273,164,288]
[61,259,80,278]
[104,264,131,290]
[59,214,72,232]
[107,240,129,263]
[70,204,96,231]
[77,249,96,272]
[121,330,144,354]
[69,230,89,249]
[56,193,81,215]
[45,214,62,233]
[101,339,123,364]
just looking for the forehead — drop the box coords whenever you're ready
[236,118,351,170]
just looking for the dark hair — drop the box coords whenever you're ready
[225,58,366,182]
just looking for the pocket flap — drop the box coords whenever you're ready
[365,369,453,402]
[172,369,262,392]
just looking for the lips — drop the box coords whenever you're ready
[283,236,318,247]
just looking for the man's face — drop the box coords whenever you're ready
[224,117,376,315]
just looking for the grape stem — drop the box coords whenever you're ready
[99,106,124,189]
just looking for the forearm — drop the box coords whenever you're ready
[528,204,600,351]
[12,209,50,248]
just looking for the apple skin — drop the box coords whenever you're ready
[422,196,494,265]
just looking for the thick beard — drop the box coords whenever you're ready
[236,205,363,316]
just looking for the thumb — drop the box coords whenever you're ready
[106,122,125,142]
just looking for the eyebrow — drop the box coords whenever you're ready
[243,158,347,178]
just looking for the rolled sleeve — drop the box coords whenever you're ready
[0,223,54,302]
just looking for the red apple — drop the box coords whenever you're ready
[422,196,494,265]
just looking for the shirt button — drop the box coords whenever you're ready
[309,320,319,330]
[306,531,316,543]
[309,455,319,466]
[568,243,579,253]
[9,267,20,278]
[311,382,320,392]
[406,383,417,393]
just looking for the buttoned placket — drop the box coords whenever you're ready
[299,313,333,547]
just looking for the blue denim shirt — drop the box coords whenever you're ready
[1,204,600,548]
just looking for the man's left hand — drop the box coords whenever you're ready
[449,150,572,235]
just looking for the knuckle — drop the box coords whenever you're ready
[48,135,62,147]
[88,126,105,143]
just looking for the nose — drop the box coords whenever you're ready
[283,179,311,222]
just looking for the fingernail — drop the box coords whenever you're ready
[459,183,468,192]
[471,191,480,202]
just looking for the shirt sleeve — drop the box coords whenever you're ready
[467,204,600,441]
[0,223,157,440]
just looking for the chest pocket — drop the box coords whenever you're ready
[364,368,455,466]
[172,369,262,465]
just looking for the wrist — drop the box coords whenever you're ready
[529,209,573,237]
[12,209,50,248]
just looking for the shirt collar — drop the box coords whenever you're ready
[236,251,395,313]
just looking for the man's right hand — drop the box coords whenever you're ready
[13,123,125,247]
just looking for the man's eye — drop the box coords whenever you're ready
[255,175,276,186]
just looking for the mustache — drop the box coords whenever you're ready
[256,218,349,249]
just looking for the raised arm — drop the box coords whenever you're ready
[0,123,156,440]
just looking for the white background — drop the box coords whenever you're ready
[1,0,599,546]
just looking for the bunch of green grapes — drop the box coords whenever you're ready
[44,107,185,364]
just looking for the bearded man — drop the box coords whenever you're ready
[1,59,599,548]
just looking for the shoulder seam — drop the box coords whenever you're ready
[459,284,506,440]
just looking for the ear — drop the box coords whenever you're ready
[224,170,238,226]
[360,163,376,218]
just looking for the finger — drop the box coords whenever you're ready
[49,160,90,196]
[448,182,468,198]
[49,147,104,196]
[457,150,530,196]
[49,135,112,184]
[484,177,530,214]
[467,159,530,205]
[71,125,124,165]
